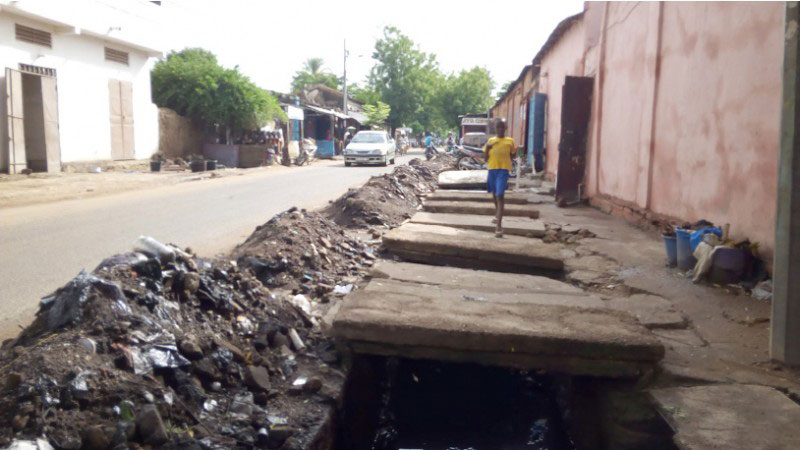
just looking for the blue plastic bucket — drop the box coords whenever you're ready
[662,235,677,267]
[675,228,696,270]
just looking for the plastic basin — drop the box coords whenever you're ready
[662,235,677,267]
[675,228,695,270]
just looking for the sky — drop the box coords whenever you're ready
[161,0,585,95]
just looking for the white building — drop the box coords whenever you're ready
[0,0,163,174]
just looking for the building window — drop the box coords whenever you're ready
[15,23,52,48]
[19,63,56,77]
[105,47,129,65]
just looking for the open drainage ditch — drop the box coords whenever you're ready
[335,356,574,450]
[328,356,677,450]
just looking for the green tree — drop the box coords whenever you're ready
[151,48,285,143]
[496,80,513,100]
[291,57,339,93]
[436,67,494,129]
[348,83,381,105]
[362,101,391,128]
[368,26,442,132]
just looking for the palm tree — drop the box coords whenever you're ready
[291,58,339,93]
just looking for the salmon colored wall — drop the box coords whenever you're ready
[537,19,587,177]
[593,2,655,203]
[586,1,783,257]
[648,2,783,255]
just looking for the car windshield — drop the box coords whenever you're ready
[351,133,386,144]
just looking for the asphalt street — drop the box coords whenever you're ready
[0,151,420,340]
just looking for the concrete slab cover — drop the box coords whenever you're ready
[425,191,531,204]
[651,384,800,449]
[410,212,546,237]
[332,288,664,377]
[423,200,540,218]
[438,170,488,189]
[371,261,583,295]
[382,223,564,273]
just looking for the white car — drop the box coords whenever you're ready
[344,130,396,166]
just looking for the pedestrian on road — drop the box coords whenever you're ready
[484,118,516,237]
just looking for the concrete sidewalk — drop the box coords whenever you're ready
[422,200,541,218]
[382,223,564,274]
[409,212,546,237]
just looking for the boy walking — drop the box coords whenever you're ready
[484,119,516,237]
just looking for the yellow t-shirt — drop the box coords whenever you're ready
[484,136,516,171]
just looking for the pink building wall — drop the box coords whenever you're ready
[537,18,586,177]
[587,1,784,258]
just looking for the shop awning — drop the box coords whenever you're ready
[302,104,349,120]
[347,111,368,124]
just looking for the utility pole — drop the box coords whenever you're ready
[343,39,348,117]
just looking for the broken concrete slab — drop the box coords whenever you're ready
[437,170,488,189]
[424,190,531,204]
[423,200,540,218]
[371,260,582,295]
[651,384,800,450]
[410,212,546,237]
[332,289,664,378]
[365,277,605,308]
[382,223,564,275]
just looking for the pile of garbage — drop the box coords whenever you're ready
[0,237,344,449]
[324,156,455,229]
[232,208,375,294]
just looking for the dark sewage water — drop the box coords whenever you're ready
[337,356,576,450]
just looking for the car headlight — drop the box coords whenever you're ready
[371,149,382,155]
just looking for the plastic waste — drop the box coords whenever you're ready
[236,315,255,335]
[133,236,176,264]
[40,271,130,331]
[146,344,191,369]
[94,252,148,272]
[333,284,354,296]
[229,392,255,421]
[689,227,723,252]
[5,439,55,450]
[291,294,311,315]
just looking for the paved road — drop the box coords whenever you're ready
[0,150,421,339]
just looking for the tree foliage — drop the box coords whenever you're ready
[362,101,391,128]
[151,48,285,141]
[363,26,493,136]
[291,58,339,93]
[435,67,494,129]
[368,26,442,133]
[496,80,514,100]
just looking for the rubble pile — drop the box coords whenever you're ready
[542,224,596,244]
[324,155,456,229]
[232,208,375,293]
[0,242,344,449]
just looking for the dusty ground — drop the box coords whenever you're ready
[0,159,345,209]
[524,192,800,391]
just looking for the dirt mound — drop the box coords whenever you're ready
[0,246,342,449]
[232,207,376,294]
[324,155,455,229]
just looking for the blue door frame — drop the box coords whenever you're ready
[527,93,546,171]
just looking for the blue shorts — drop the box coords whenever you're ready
[487,169,510,196]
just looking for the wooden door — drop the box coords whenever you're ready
[109,79,135,160]
[5,68,27,173]
[555,76,594,205]
[40,75,61,172]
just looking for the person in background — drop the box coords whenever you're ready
[484,118,516,237]
[424,132,433,150]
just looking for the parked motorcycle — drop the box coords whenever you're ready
[456,145,518,176]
